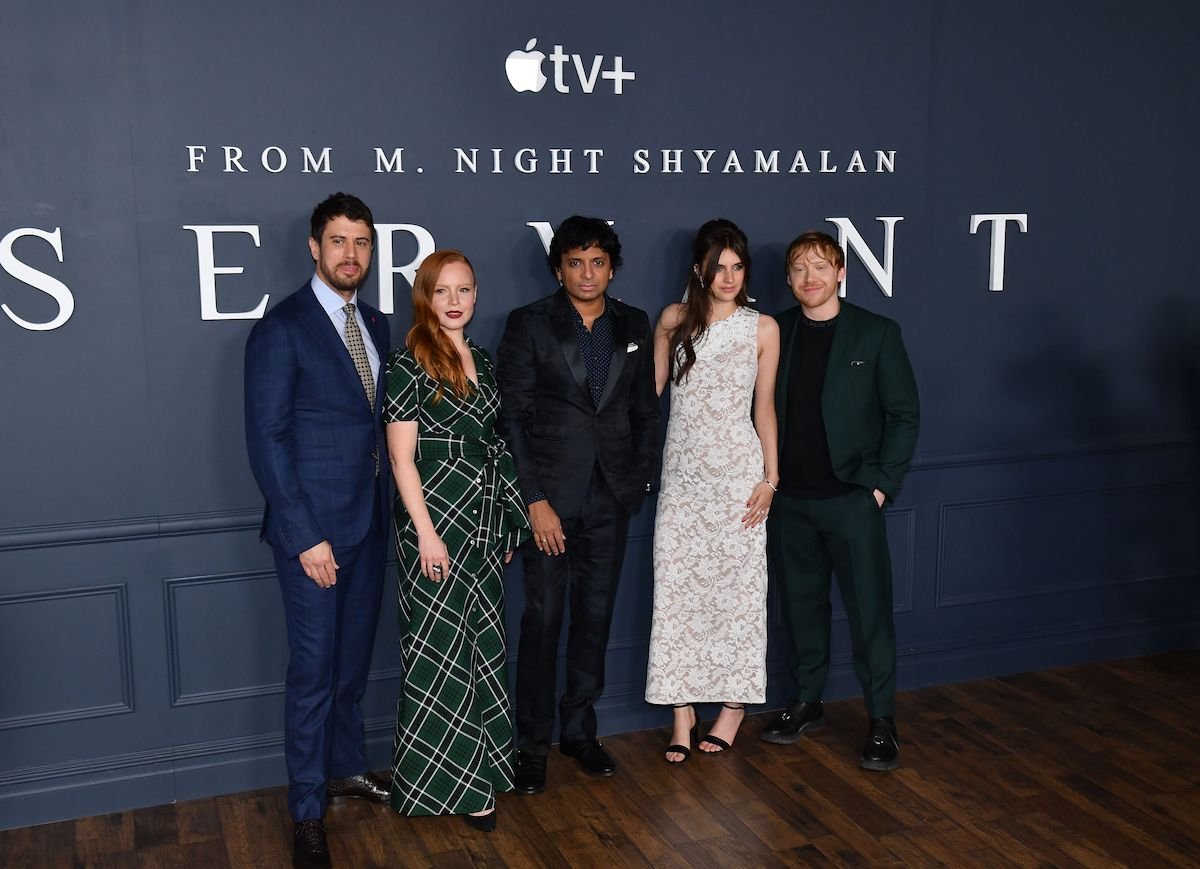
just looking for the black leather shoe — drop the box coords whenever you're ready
[328,771,390,804]
[760,700,825,744]
[293,819,331,868]
[514,751,547,795]
[861,717,900,771]
[561,739,617,777]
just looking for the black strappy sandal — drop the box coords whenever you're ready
[665,704,698,764]
[700,703,745,753]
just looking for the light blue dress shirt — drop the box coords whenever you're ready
[310,275,381,386]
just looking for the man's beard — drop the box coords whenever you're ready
[325,262,365,294]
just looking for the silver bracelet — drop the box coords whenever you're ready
[762,479,778,492]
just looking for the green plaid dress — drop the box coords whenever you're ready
[383,344,530,816]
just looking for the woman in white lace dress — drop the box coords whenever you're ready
[645,219,780,762]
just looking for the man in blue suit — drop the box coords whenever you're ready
[245,193,392,869]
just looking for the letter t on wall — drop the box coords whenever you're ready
[970,214,1028,292]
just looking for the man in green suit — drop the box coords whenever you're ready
[760,230,919,771]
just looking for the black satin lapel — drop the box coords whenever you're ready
[595,306,629,412]
[551,305,591,401]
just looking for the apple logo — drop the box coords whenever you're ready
[506,38,547,93]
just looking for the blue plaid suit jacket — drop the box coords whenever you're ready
[244,283,392,558]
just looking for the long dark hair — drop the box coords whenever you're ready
[668,219,752,385]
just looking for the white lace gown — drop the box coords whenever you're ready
[645,305,767,705]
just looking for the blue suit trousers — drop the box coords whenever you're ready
[274,502,386,821]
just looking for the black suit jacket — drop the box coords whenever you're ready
[496,290,659,516]
[775,301,919,501]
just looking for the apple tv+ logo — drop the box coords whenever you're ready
[505,38,635,95]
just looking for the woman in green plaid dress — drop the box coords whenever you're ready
[384,250,529,831]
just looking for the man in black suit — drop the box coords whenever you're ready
[497,216,659,794]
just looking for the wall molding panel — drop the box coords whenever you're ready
[934,482,1197,608]
[0,585,134,731]
[164,570,283,708]
[908,436,1199,473]
[164,570,402,707]
[0,509,263,553]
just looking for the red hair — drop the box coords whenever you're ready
[405,249,475,403]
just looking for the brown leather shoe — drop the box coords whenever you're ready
[327,771,390,804]
[293,819,331,868]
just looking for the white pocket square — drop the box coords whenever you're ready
[627,342,639,353]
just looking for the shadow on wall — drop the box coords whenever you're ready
[1142,298,1200,629]
[1146,297,1200,434]
[996,298,1200,637]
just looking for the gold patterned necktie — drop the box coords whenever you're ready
[343,302,376,408]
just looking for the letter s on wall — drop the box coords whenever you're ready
[0,227,74,331]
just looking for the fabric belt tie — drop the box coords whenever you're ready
[415,436,521,548]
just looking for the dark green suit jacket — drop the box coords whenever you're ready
[775,301,920,501]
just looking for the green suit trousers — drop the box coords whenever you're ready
[767,487,896,718]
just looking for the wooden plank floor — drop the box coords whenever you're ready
[3,651,1199,867]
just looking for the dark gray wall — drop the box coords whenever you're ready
[2,0,1198,829]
